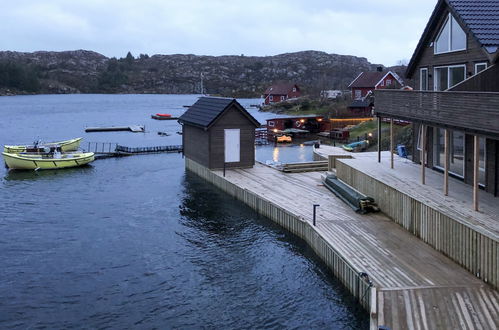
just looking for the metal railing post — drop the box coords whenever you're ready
[313,204,319,226]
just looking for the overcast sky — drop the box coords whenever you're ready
[0,0,437,66]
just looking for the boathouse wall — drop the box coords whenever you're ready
[183,125,210,168]
[208,106,256,169]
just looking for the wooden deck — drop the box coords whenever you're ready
[186,159,499,329]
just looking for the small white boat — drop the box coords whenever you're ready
[3,138,83,153]
[2,151,95,170]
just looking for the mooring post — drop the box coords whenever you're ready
[313,204,319,226]
[223,162,226,177]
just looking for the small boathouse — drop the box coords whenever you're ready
[178,97,260,170]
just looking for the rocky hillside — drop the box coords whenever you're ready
[0,50,390,97]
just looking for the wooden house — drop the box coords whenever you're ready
[178,97,260,170]
[266,116,324,133]
[374,0,499,202]
[263,83,301,105]
[348,69,403,100]
[348,69,403,115]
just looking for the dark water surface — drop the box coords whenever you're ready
[0,94,367,329]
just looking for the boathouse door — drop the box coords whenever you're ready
[224,129,240,163]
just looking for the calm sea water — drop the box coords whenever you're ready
[0,94,367,329]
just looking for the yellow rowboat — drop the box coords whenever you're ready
[2,151,95,170]
[3,137,83,153]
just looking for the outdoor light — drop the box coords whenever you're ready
[368,132,373,137]
[273,129,278,133]
[300,119,305,123]
[318,118,323,122]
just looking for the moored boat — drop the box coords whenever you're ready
[3,137,83,153]
[151,113,178,120]
[2,151,95,170]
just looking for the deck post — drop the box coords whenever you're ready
[421,124,426,185]
[390,118,394,169]
[377,116,382,163]
[473,135,479,211]
[444,129,449,196]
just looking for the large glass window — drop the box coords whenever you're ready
[434,67,449,91]
[435,14,466,54]
[434,65,465,91]
[420,68,428,90]
[479,137,486,185]
[434,128,465,178]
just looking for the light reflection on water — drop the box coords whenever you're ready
[256,143,314,164]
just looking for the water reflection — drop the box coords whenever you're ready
[3,165,94,181]
[256,143,314,164]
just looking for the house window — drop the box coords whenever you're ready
[434,128,465,178]
[268,121,275,127]
[420,68,429,90]
[475,62,487,74]
[386,79,392,86]
[292,87,296,92]
[381,80,384,87]
[269,95,273,101]
[354,90,361,99]
[434,65,465,91]
[435,13,466,54]
[280,96,285,101]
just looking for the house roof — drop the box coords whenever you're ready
[264,83,299,95]
[347,71,403,88]
[348,99,372,108]
[406,0,499,77]
[178,97,260,128]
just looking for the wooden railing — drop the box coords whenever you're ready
[374,90,499,137]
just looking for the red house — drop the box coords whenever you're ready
[347,69,403,114]
[263,83,301,105]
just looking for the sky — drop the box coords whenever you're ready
[0,0,437,66]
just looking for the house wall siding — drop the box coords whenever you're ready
[209,105,256,169]
[183,125,210,168]
[412,9,489,91]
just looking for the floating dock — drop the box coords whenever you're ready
[185,157,499,329]
[85,125,144,133]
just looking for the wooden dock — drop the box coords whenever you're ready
[185,158,499,329]
[84,142,182,158]
[85,125,145,133]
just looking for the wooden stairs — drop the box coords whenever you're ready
[282,161,328,173]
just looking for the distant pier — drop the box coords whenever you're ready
[85,125,145,133]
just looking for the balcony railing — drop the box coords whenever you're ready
[374,90,499,137]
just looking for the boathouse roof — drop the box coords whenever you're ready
[178,97,260,129]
